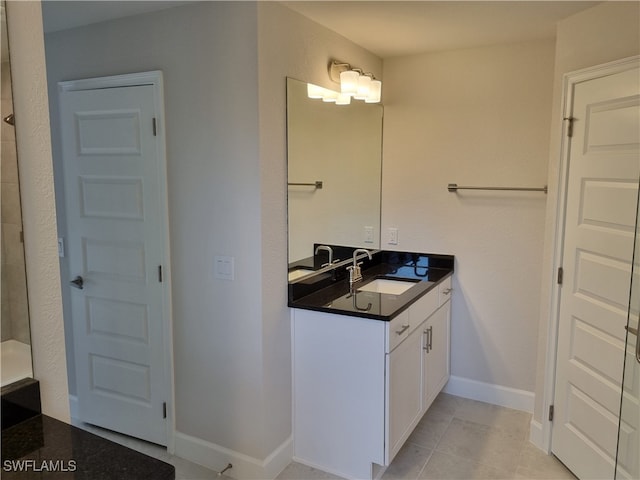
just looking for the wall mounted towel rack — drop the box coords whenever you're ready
[288,181,323,189]
[447,183,547,194]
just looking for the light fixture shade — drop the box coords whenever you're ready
[354,75,371,100]
[335,93,352,105]
[340,70,359,96]
[321,89,339,102]
[307,83,324,99]
[365,80,382,103]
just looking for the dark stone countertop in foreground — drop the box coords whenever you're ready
[1,414,175,480]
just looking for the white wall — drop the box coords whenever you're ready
[5,1,69,421]
[44,0,266,461]
[382,40,556,399]
[533,0,640,433]
[257,0,381,462]
[43,1,382,476]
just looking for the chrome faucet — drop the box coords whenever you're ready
[315,245,335,267]
[347,248,372,285]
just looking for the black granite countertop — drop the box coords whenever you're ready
[1,414,175,480]
[288,251,454,320]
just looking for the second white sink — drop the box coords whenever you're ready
[358,278,416,295]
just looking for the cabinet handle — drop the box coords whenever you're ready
[428,326,433,350]
[423,327,432,353]
[395,324,410,335]
[442,288,452,295]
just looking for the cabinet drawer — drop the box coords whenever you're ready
[387,310,410,352]
[438,277,452,305]
[408,288,438,327]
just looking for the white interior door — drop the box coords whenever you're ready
[59,78,170,445]
[615,176,640,480]
[552,65,640,479]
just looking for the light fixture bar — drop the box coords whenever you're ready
[328,60,382,103]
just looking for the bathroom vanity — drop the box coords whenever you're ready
[289,251,453,480]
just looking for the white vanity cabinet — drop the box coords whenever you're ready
[292,277,452,480]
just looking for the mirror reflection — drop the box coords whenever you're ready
[1,1,33,386]
[286,77,383,269]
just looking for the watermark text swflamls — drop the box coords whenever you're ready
[3,459,77,472]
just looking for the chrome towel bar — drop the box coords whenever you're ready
[448,183,547,194]
[288,181,323,189]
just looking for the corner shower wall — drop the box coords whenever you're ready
[1,60,30,347]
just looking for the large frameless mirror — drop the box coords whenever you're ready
[286,77,383,271]
[1,1,33,387]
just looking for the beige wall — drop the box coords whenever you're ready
[382,39,555,399]
[533,0,640,433]
[5,0,69,421]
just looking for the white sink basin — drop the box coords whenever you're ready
[288,268,314,281]
[358,278,416,295]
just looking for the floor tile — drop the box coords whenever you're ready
[406,408,453,449]
[515,442,577,479]
[419,451,513,480]
[276,461,346,480]
[382,442,432,480]
[453,397,531,440]
[435,418,524,474]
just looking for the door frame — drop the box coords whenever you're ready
[539,55,640,454]
[58,70,175,451]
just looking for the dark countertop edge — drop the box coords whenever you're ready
[288,251,454,321]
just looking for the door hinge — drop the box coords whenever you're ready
[152,117,157,136]
[163,402,167,419]
[548,404,554,422]
[557,267,563,285]
[563,117,574,137]
[158,265,163,283]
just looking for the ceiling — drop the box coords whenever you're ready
[40,1,599,58]
[282,1,600,58]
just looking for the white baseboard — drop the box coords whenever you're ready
[529,418,546,450]
[443,375,535,413]
[174,431,293,480]
[68,394,78,419]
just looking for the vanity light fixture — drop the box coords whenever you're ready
[305,60,382,104]
[330,60,382,103]
[306,82,352,105]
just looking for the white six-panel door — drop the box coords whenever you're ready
[552,64,640,479]
[59,77,170,445]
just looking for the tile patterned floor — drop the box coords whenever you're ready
[74,393,577,479]
[277,393,577,480]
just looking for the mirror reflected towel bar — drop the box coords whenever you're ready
[448,183,547,194]
[288,181,323,189]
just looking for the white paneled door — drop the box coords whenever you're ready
[553,63,640,479]
[59,75,170,446]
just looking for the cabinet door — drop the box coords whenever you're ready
[386,327,423,463]
[423,301,451,410]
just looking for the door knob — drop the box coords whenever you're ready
[70,276,84,290]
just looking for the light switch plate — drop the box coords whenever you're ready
[388,227,398,245]
[214,255,234,281]
[364,226,374,244]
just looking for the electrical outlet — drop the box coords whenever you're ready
[388,227,398,245]
[364,226,374,244]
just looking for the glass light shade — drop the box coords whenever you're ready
[321,89,339,102]
[307,83,324,99]
[354,75,371,100]
[365,80,382,103]
[340,70,359,96]
[335,93,352,105]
